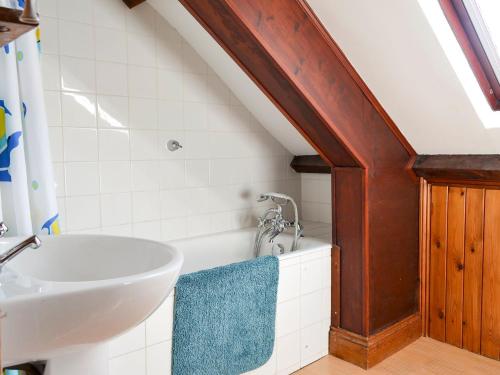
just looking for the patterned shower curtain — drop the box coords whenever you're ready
[0,0,60,236]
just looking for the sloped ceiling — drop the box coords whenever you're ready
[148,0,315,155]
[151,0,500,155]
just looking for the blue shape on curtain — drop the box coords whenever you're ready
[41,213,60,235]
[0,131,22,182]
[22,102,27,118]
[17,0,25,8]
[3,44,10,54]
[0,100,12,116]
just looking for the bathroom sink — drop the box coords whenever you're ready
[0,235,183,366]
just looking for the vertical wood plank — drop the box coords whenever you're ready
[429,185,448,342]
[463,188,485,354]
[445,187,466,347]
[332,245,341,328]
[419,178,430,336]
[482,189,500,360]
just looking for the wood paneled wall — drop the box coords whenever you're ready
[425,183,500,360]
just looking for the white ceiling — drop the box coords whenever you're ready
[151,0,500,155]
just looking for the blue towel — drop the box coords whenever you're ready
[172,256,279,375]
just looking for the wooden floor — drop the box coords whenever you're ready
[295,337,500,374]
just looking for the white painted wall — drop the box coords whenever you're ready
[38,0,301,241]
[307,0,500,154]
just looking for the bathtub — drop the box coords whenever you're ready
[107,226,332,375]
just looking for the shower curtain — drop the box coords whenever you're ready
[0,0,60,236]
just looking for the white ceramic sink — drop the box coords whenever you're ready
[0,234,183,366]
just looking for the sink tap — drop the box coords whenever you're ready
[0,235,42,269]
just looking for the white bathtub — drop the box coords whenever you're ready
[107,226,332,375]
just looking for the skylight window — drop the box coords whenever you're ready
[440,0,500,110]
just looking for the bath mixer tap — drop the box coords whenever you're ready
[0,223,42,269]
[254,192,302,257]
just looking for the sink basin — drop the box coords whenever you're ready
[0,234,183,366]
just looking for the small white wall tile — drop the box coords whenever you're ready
[133,221,161,241]
[161,218,187,241]
[93,0,126,31]
[60,56,95,93]
[97,95,129,129]
[132,191,161,222]
[41,53,60,89]
[58,20,94,59]
[183,102,207,130]
[44,90,62,124]
[95,27,127,63]
[128,66,157,98]
[99,129,130,161]
[48,126,63,161]
[65,195,100,231]
[61,92,97,127]
[38,0,58,18]
[109,323,146,358]
[183,73,207,103]
[146,295,174,346]
[101,193,132,227]
[185,160,209,188]
[99,161,131,193]
[131,130,158,160]
[130,98,158,129]
[159,160,186,189]
[64,162,99,196]
[109,349,146,375]
[131,161,160,191]
[63,128,98,161]
[57,0,93,24]
[160,190,188,219]
[146,341,172,375]
[157,69,182,101]
[127,34,156,67]
[158,101,183,130]
[96,62,128,96]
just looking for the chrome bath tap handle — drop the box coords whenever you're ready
[0,222,8,238]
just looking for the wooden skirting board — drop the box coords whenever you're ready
[329,313,422,369]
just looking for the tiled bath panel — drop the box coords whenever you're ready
[108,247,331,375]
[38,0,301,240]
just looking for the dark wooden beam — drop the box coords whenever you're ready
[180,0,419,350]
[0,7,37,48]
[414,155,500,183]
[290,155,331,174]
[122,0,146,9]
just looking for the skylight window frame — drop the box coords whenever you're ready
[440,0,500,111]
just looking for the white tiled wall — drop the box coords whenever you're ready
[109,248,331,375]
[301,174,331,224]
[38,0,300,240]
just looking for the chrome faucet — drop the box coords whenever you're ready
[0,222,42,269]
[254,193,303,257]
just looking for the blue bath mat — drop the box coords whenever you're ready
[172,255,279,375]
